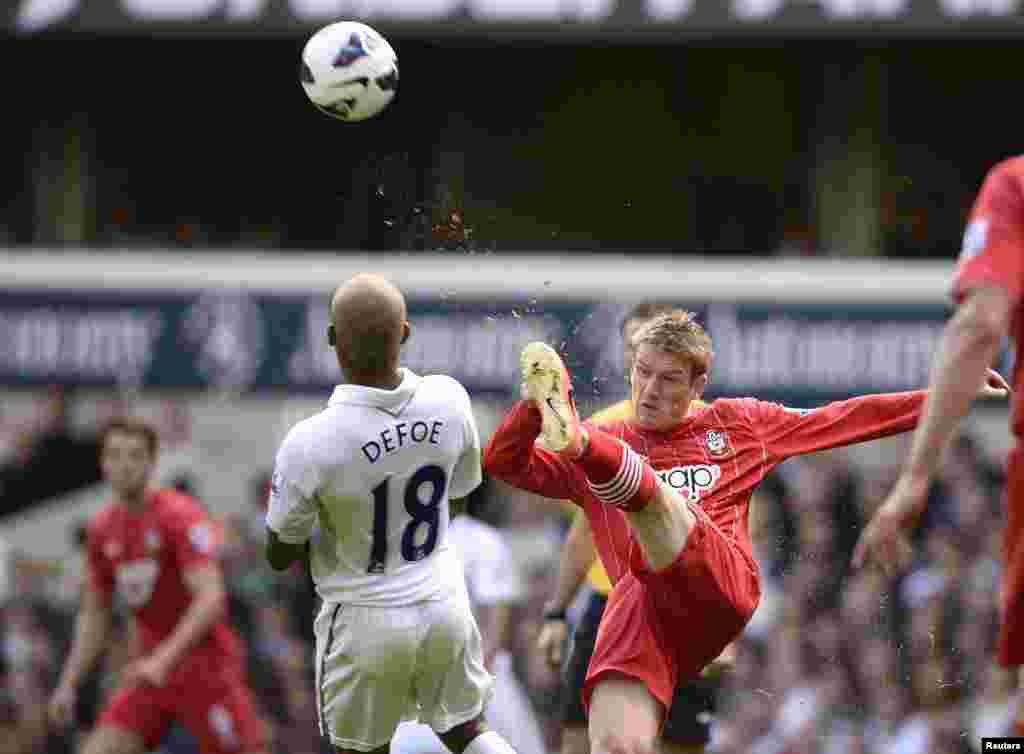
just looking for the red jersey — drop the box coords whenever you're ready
[484,392,925,587]
[953,155,1024,437]
[87,488,241,663]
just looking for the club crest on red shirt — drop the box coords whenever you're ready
[705,430,732,458]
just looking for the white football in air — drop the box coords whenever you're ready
[300,21,399,122]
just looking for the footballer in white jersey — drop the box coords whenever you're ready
[265,274,517,754]
[267,370,481,606]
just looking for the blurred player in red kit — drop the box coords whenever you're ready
[484,311,1007,754]
[49,418,267,754]
[853,158,1020,718]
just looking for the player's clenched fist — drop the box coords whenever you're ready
[536,615,569,667]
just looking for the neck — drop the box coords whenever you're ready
[346,367,403,390]
[117,489,148,513]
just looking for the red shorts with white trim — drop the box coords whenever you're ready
[582,505,760,713]
[99,655,266,754]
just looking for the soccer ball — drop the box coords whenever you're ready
[300,21,399,122]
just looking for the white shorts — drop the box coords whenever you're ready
[315,588,493,752]
[390,653,547,754]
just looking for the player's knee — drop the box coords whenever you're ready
[438,715,487,753]
[591,730,657,754]
[653,481,693,521]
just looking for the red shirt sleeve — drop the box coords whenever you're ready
[953,159,1024,306]
[482,401,586,503]
[749,391,926,463]
[165,494,219,572]
[86,523,114,607]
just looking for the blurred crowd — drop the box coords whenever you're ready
[0,387,1017,754]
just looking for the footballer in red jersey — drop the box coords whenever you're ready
[49,418,267,754]
[484,312,1005,754]
[854,159,1018,697]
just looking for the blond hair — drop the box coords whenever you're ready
[630,311,713,376]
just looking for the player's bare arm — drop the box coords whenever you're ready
[904,288,1011,480]
[122,563,227,687]
[537,513,597,666]
[265,527,307,571]
[853,285,1012,575]
[50,579,112,728]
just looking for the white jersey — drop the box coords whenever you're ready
[267,369,482,606]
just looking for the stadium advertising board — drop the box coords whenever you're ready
[7,0,1024,35]
[0,287,979,408]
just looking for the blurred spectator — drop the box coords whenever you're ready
[0,387,104,519]
[156,399,192,451]
[967,665,1017,747]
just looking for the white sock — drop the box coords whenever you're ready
[464,730,518,754]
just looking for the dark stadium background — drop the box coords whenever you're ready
[4,35,1022,256]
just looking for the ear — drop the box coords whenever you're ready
[692,372,708,400]
[401,321,411,344]
[327,325,336,347]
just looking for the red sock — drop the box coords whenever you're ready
[579,430,658,513]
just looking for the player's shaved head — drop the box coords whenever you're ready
[329,274,410,384]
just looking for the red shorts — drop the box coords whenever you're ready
[98,654,266,754]
[999,444,1024,666]
[582,505,760,713]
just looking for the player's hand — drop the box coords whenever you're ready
[536,618,568,667]
[852,473,928,577]
[122,653,171,688]
[48,682,77,729]
[978,368,1011,400]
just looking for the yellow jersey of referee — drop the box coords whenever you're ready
[583,398,708,595]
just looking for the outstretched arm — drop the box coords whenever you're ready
[755,391,928,462]
[853,285,1011,574]
[757,359,1006,463]
[536,513,598,667]
[482,400,584,502]
[892,287,1010,489]
[853,158,1021,575]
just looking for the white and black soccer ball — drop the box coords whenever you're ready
[300,21,398,122]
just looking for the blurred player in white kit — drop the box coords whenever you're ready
[265,274,518,754]
[391,481,547,754]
